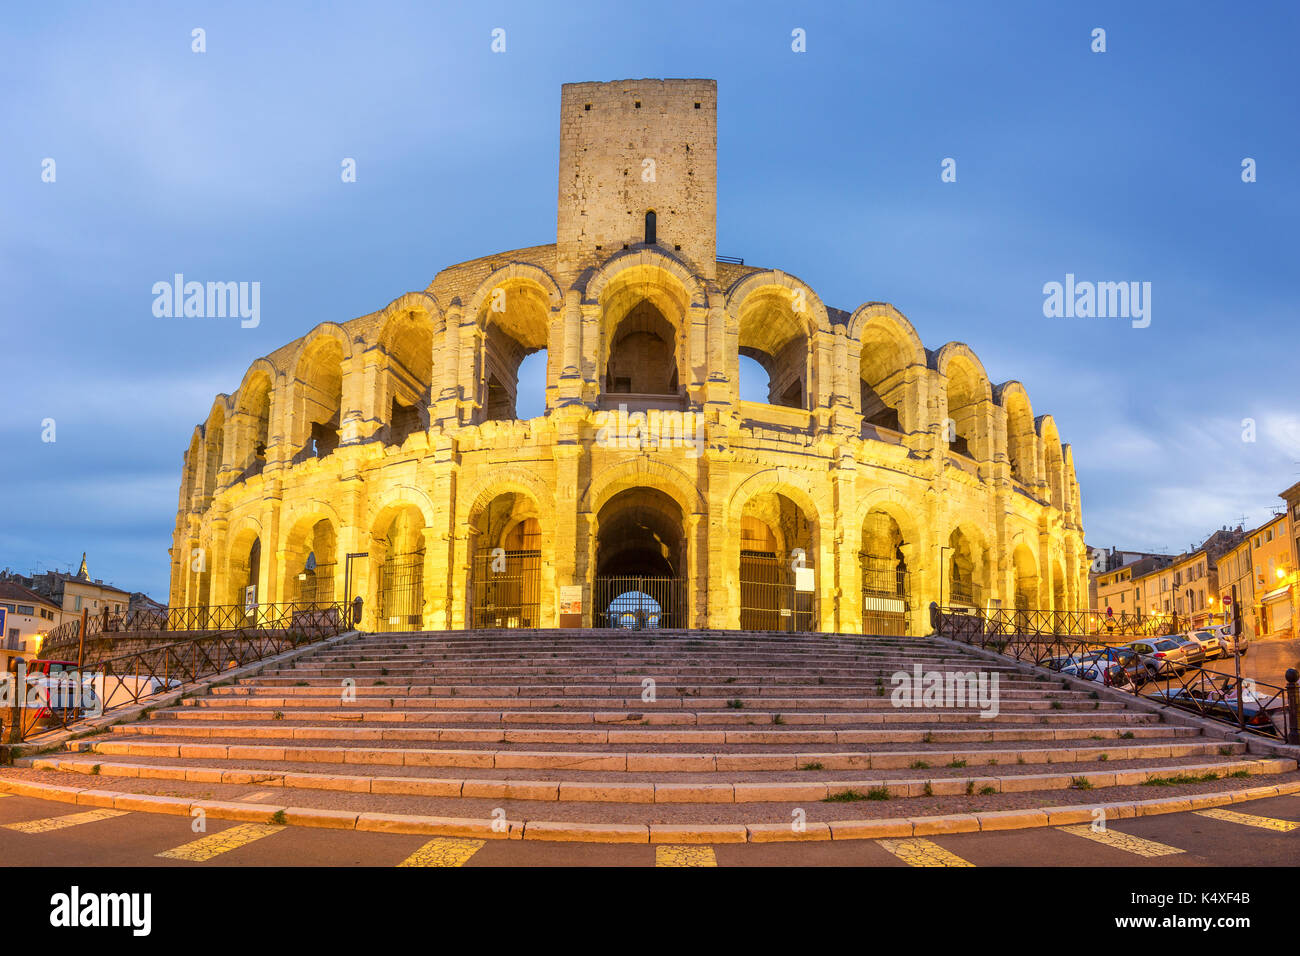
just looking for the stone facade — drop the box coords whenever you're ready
[168,78,1087,636]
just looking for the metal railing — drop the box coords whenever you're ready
[593,576,684,629]
[933,604,1298,742]
[4,599,360,747]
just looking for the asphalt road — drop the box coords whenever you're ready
[1,789,1296,867]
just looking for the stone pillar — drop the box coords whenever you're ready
[421,526,443,630]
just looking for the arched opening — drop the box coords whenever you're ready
[233,373,271,482]
[285,518,338,606]
[737,354,770,403]
[468,492,541,628]
[514,350,548,420]
[1052,557,1068,614]
[644,210,657,245]
[292,336,345,461]
[381,310,433,446]
[944,357,985,460]
[737,289,810,410]
[593,487,686,628]
[201,407,225,500]
[859,510,910,636]
[946,528,982,608]
[1043,434,1066,510]
[606,301,678,396]
[226,534,261,610]
[739,492,817,631]
[479,280,550,422]
[1012,542,1039,632]
[859,328,910,435]
[1003,390,1035,486]
[374,505,426,631]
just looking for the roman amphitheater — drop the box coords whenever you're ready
[169,78,1086,637]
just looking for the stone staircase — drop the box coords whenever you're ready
[13,629,1299,841]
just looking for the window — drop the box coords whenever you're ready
[16,605,33,615]
[644,210,656,245]
[74,595,82,611]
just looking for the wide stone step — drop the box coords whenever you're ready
[26,753,1295,806]
[83,737,1247,772]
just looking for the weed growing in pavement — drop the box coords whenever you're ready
[909,760,930,769]
[1071,776,1093,790]
[272,711,284,720]
[726,699,743,709]
[799,762,824,771]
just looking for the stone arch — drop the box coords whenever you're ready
[934,342,993,462]
[946,521,991,609]
[288,325,352,461]
[1010,537,1040,612]
[223,520,263,607]
[374,294,439,445]
[995,381,1037,487]
[859,499,919,637]
[460,465,557,529]
[1062,444,1081,521]
[727,467,824,528]
[584,247,707,308]
[199,399,229,500]
[1037,415,1066,511]
[230,359,276,481]
[281,505,343,604]
[467,266,559,422]
[727,270,830,410]
[851,303,925,434]
[580,457,706,518]
[589,257,698,402]
[730,469,824,632]
[369,498,431,632]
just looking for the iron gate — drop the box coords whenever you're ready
[739,551,815,632]
[593,576,684,629]
[376,552,424,631]
[469,548,541,628]
[860,554,910,636]
[297,562,336,605]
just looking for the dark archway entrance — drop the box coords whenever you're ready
[592,488,686,628]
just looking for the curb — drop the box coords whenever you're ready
[1,774,1297,844]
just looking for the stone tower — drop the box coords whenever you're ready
[555,78,718,285]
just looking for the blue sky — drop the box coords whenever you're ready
[2,1,1298,600]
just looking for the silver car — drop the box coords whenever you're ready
[1127,637,1197,677]
[1187,628,1226,661]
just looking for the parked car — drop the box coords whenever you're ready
[1126,637,1198,678]
[1202,623,1249,656]
[1062,646,1148,688]
[1165,632,1206,667]
[1185,628,1226,661]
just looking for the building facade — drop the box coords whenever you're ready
[0,555,132,631]
[0,581,59,670]
[168,79,1087,636]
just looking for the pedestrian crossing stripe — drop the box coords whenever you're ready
[876,838,974,867]
[397,837,485,867]
[156,823,286,862]
[1193,808,1299,832]
[655,845,718,867]
[4,809,128,834]
[1058,824,1184,857]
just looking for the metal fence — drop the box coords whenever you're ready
[4,599,359,746]
[933,604,1298,742]
[935,605,1173,641]
[738,552,815,632]
[469,548,541,629]
[593,576,684,629]
[376,553,424,632]
[861,555,910,636]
